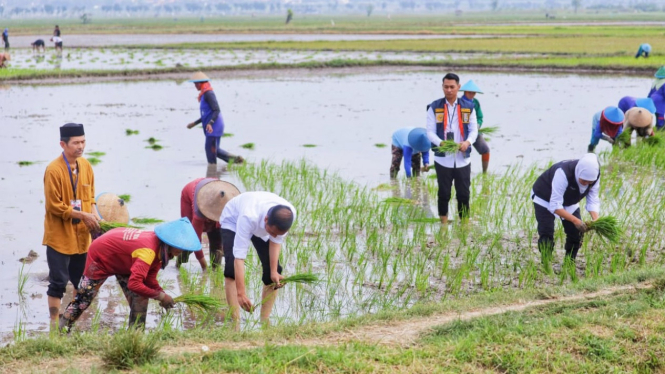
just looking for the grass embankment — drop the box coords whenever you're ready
[6,13,665,36]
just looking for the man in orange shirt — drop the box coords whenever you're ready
[43,123,101,332]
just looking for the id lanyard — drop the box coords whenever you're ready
[446,102,457,139]
[62,152,78,199]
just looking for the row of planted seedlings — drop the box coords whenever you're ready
[228,150,665,327]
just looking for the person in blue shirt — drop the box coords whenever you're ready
[648,66,665,130]
[635,43,651,58]
[587,106,625,153]
[2,28,8,50]
[390,127,431,178]
[186,72,244,166]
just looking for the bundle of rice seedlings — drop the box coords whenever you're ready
[99,222,141,233]
[586,216,623,244]
[277,273,320,286]
[478,126,499,136]
[174,294,224,313]
[433,140,460,154]
[644,134,663,147]
[616,130,631,146]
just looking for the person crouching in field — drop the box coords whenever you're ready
[31,39,45,53]
[390,127,431,178]
[58,218,201,332]
[531,153,601,270]
[587,106,625,152]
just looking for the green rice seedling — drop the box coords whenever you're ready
[643,134,663,147]
[222,133,234,138]
[302,144,317,148]
[145,137,159,144]
[586,216,623,244]
[87,151,106,157]
[100,329,161,370]
[432,140,460,154]
[87,157,102,166]
[13,318,26,342]
[17,161,35,166]
[125,129,139,135]
[100,222,141,233]
[374,143,387,148]
[277,273,320,286]
[241,142,255,150]
[410,217,440,223]
[118,194,131,202]
[381,197,414,204]
[146,144,163,150]
[478,126,499,136]
[174,294,224,313]
[616,130,631,146]
[131,217,164,224]
[17,262,28,298]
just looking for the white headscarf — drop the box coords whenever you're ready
[575,153,600,192]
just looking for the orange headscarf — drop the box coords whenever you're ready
[197,82,213,102]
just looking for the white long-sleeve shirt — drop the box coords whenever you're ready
[220,191,297,260]
[532,169,601,216]
[426,98,478,168]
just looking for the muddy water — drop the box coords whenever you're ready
[0,69,653,340]
[10,33,520,48]
[8,48,538,71]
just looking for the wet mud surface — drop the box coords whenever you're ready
[0,69,654,341]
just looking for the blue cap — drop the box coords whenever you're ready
[154,217,201,252]
[635,97,657,114]
[601,106,624,125]
[460,80,483,94]
[407,128,432,153]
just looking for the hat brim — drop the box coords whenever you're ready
[188,79,209,83]
[196,180,241,221]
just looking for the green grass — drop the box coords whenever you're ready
[241,142,255,150]
[16,161,36,166]
[100,329,161,370]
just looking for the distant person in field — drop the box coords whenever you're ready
[648,66,665,130]
[50,36,63,52]
[390,127,431,178]
[2,28,8,50]
[587,106,625,152]
[531,153,601,268]
[635,43,651,58]
[53,25,61,37]
[459,80,491,173]
[32,39,46,53]
[186,71,244,166]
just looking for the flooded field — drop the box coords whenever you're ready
[7,48,540,71]
[0,68,657,341]
[9,33,522,48]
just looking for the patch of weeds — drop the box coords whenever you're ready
[118,194,131,203]
[240,143,255,150]
[222,133,234,138]
[132,217,164,224]
[302,144,317,148]
[126,129,139,135]
[17,161,35,166]
[87,151,106,157]
[580,334,616,360]
[100,329,161,370]
[146,144,163,150]
[374,143,387,148]
[87,157,102,166]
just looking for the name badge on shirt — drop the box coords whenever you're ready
[71,199,82,224]
[436,113,444,123]
[461,108,471,123]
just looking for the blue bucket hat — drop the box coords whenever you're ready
[460,80,483,94]
[154,217,201,252]
[635,97,657,114]
[407,128,432,153]
[601,106,624,125]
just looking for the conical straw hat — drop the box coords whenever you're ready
[188,71,210,83]
[196,180,241,221]
[95,193,130,224]
[624,107,653,129]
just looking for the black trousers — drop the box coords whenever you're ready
[533,203,584,259]
[435,163,471,218]
[46,246,87,298]
[222,228,282,286]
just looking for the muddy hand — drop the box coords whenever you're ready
[237,293,253,312]
[574,219,588,233]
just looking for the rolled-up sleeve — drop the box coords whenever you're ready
[466,110,478,145]
[426,107,442,146]
[44,169,73,220]
[548,169,568,214]
[233,216,255,260]
[585,177,601,213]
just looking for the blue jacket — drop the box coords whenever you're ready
[648,78,665,129]
[589,111,623,147]
[199,91,224,137]
[391,127,430,178]
[428,98,474,158]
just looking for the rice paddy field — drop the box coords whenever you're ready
[2,13,665,372]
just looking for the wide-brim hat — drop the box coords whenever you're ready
[407,128,432,153]
[635,97,657,114]
[154,217,201,252]
[655,66,665,79]
[195,180,241,221]
[188,71,210,83]
[601,106,624,125]
[460,80,483,94]
[95,192,129,224]
[624,107,653,129]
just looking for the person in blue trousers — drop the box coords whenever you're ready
[587,106,624,153]
[390,127,431,178]
[648,66,665,130]
[187,72,244,165]
[635,43,651,58]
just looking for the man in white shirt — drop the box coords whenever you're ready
[220,191,296,328]
[426,73,478,224]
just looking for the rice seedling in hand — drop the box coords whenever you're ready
[616,130,631,147]
[586,216,623,244]
[100,221,141,233]
[174,294,224,313]
[433,140,460,154]
[644,134,663,147]
[277,273,320,286]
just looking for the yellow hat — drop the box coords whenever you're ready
[95,193,130,224]
[189,71,210,83]
[195,180,240,221]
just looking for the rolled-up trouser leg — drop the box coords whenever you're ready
[562,209,583,260]
[208,228,223,269]
[390,146,403,178]
[60,276,106,331]
[116,274,149,329]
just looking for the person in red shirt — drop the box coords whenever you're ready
[59,218,201,331]
[177,178,240,271]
